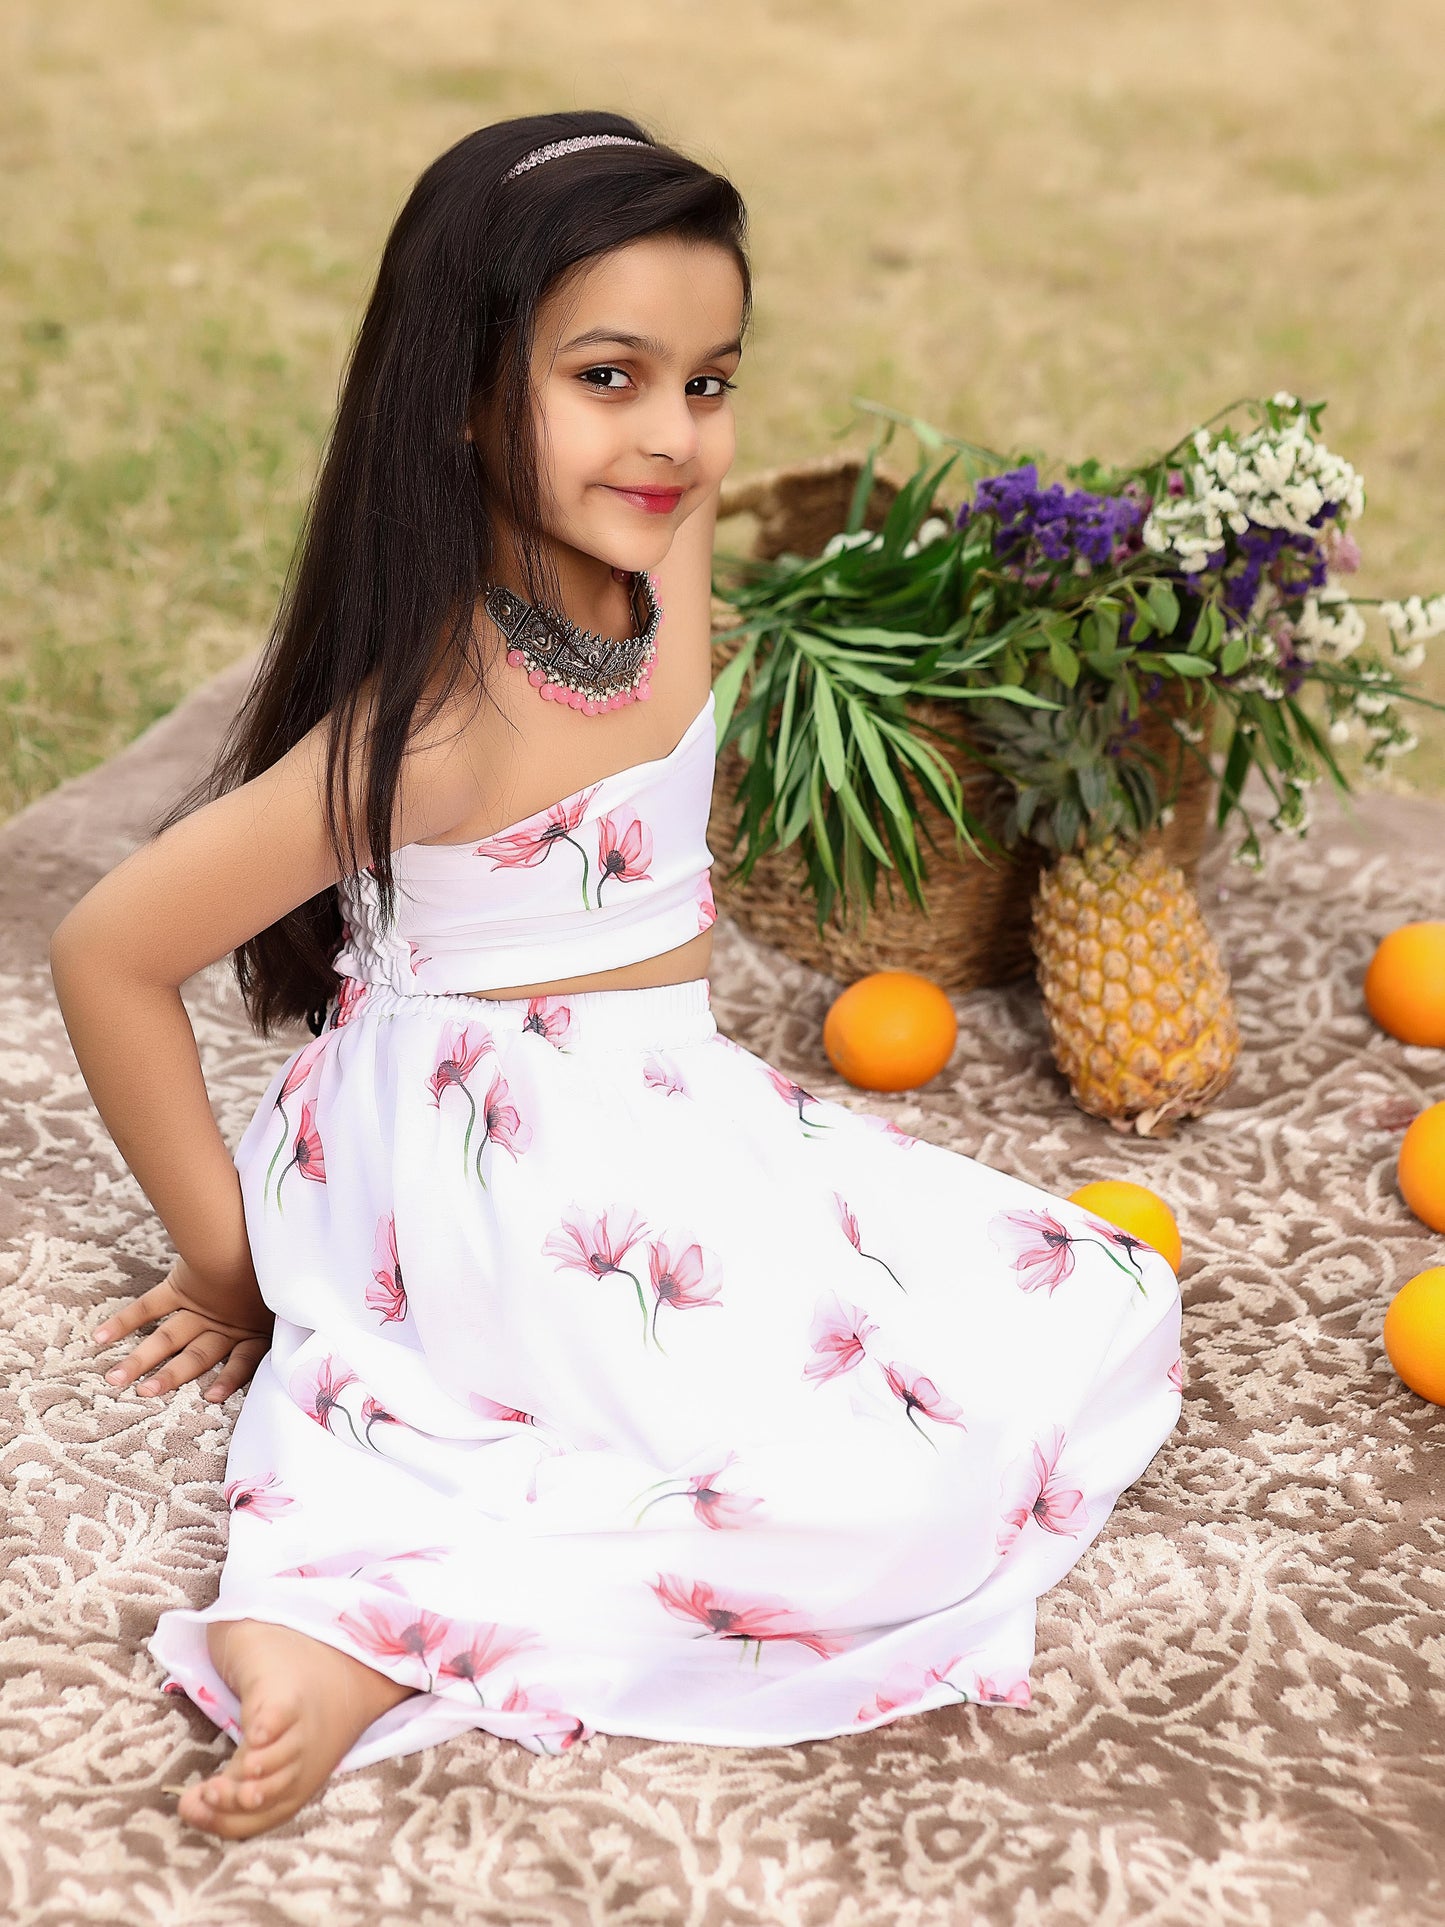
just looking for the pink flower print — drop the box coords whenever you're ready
[275,1546,448,1581]
[223,1473,294,1522]
[427,1022,495,1179]
[1167,1354,1184,1393]
[272,1097,327,1212]
[543,1203,653,1342]
[522,995,573,1046]
[975,1673,1032,1707]
[435,1621,538,1706]
[881,1361,969,1449]
[996,1427,1088,1553]
[407,938,433,974]
[594,809,654,907]
[645,1237,723,1352]
[290,1353,363,1446]
[469,1391,536,1425]
[360,1394,407,1451]
[855,1654,967,1723]
[280,1035,330,1102]
[989,1208,1077,1295]
[477,786,603,910]
[495,1682,590,1754]
[1080,1217,1158,1296]
[833,1191,906,1292]
[631,1450,763,1530]
[803,1293,878,1385]
[335,1597,454,1692]
[334,975,369,1027]
[762,1061,834,1137]
[161,1676,230,1728]
[366,1212,408,1325]
[263,1038,330,1206]
[427,1022,493,1103]
[642,1053,688,1097]
[859,1113,920,1149]
[696,873,716,932]
[650,1574,852,1663]
[470,1065,534,1189]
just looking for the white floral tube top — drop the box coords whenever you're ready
[332,689,719,996]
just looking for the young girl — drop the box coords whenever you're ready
[49,111,1184,1841]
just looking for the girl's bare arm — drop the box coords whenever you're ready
[49,684,480,1330]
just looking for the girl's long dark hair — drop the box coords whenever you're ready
[148,111,751,1039]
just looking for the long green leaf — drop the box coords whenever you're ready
[811,669,848,790]
[845,696,912,822]
[710,632,760,744]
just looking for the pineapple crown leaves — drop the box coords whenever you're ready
[966,673,1164,858]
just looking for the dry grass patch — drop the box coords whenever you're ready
[3,0,1443,818]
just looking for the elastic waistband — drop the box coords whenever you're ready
[335,974,718,1048]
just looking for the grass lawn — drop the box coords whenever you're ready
[4,0,1443,820]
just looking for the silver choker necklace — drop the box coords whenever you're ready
[483,571,662,714]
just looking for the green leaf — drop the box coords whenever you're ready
[846,696,911,822]
[1221,634,1251,676]
[1048,634,1081,687]
[773,651,803,803]
[709,633,760,743]
[811,668,848,790]
[843,445,879,536]
[1145,580,1181,634]
[833,771,894,866]
[807,757,842,888]
[1189,601,1225,656]
[1159,652,1216,677]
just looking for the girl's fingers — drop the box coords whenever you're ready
[100,1312,205,1390]
[203,1338,270,1402]
[94,1278,182,1345]
[133,1328,236,1397]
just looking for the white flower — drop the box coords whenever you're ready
[1295,589,1366,662]
[901,516,951,558]
[821,529,882,560]
[1328,719,1352,744]
[1379,594,1445,644]
[1272,390,1300,409]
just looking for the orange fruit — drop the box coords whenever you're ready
[1066,1179,1184,1274]
[1398,1100,1445,1232]
[823,970,957,1092]
[1364,921,1445,1046]
[1383,1266,1445,1405]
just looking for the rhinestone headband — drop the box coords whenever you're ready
[502,135,649,181]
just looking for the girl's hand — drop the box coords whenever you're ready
[92,1255,274,1404]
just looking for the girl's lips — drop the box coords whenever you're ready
[606,485,685,516]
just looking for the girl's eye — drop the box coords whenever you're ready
[579,366,631,390]
[687,376,736,399]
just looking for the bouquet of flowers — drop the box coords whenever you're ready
[711,394,1444,1135]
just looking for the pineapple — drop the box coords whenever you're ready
[967,677,1241,1136]
[1031,834,1239,1136]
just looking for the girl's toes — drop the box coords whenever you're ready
[237,1730,301,1779]
[177,1782,224,1831]
[239,1761,300,1811]
[200,1772,247,1814]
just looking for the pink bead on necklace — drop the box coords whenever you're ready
[485,567,663,716]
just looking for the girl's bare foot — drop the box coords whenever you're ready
[175,1618,421,1839]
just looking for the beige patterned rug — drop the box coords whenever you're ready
[3,657,1444,1926]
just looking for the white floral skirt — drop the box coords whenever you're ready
[148,974,1183,1769]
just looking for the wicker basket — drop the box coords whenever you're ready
[707,454,1216,993]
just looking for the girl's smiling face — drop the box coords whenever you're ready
[484,233,746,581]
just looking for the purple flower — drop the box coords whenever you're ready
[956,466,1147,575]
